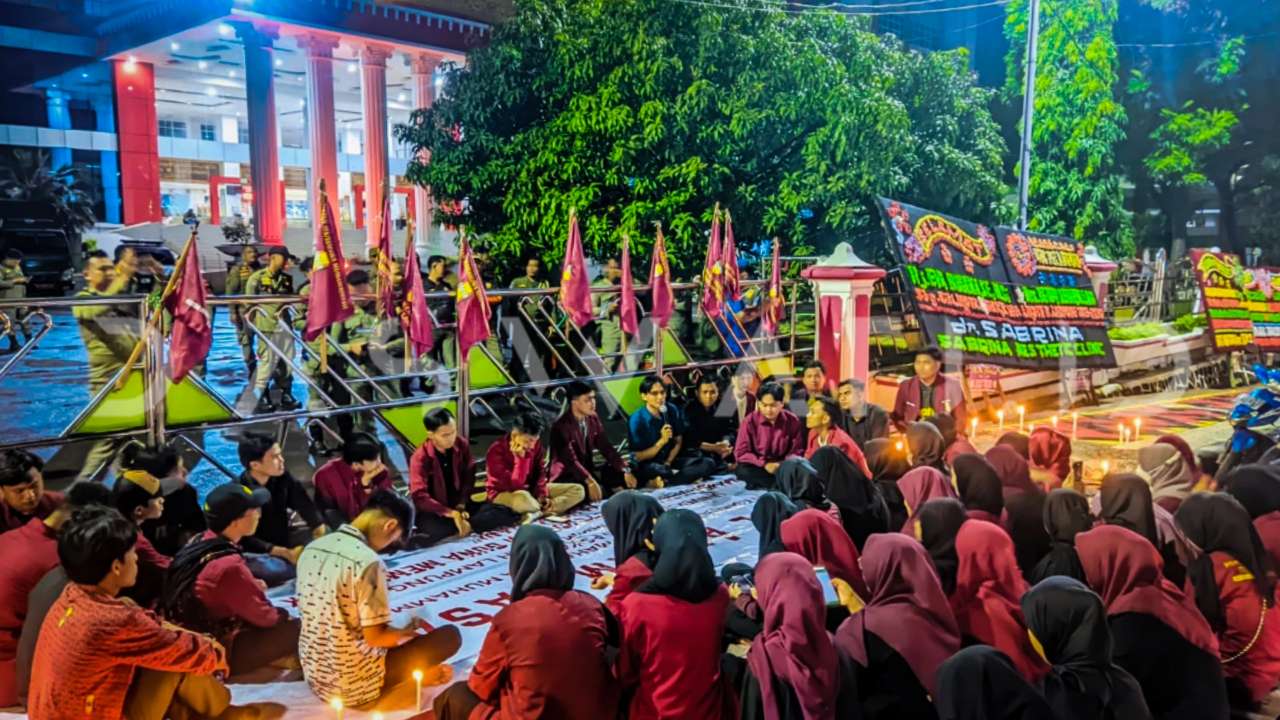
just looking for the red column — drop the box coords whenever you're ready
[411,53,441,250]
[236,22,284,246]
[300,34,340,237]
[113,59,161,223]
[360,43,393,248]
[801,246,886,384]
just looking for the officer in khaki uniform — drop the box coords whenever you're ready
[245,247,300,414]
[330,269,405,435]
[0,249,31,352]
[507,257,550,382]
[592,258,623,371]
[223,245,260,375]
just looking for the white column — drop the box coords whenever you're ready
[410,53,442,252]
[360,43,393,247]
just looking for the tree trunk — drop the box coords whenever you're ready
[1213,175,1243,256]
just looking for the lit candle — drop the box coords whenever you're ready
[894,440,904,452]
[1028,424,1036,434]
[330,698,343,720]
[413,669,424,713]
[970,417,979,439]
[1017,405,1026,433]
[1118,422,1126,443]
[1133,417,1142,442]
[1051,414,1059,430]
[372,714,384,720]
[1101,460,1110,476]
[1071,412,1078,442]
[997,409,1005,434]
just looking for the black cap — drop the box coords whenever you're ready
[266,247,298,260]
[204,482,271,531]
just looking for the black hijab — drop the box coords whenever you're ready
[751,491,799,558]
[915,497,969,595]
[1030,489,1092,584]
[953,453,1005,517]
[1022,577,1152,720]
[811,445,890,548]
[602,490,664,568]
[1099,474,1159,546]
[1223,464,1280,520]
[864,438,910,483]
[927,414,959,447]
[907,421,948,473]
[936,645,1054,720]
[510,525,575,601]
[1175,492,1276,631]
[1006,489,1052,581]
[997,432,1031,460]
[776,457,829,511]
[638,509,720,603]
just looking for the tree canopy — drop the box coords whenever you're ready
[396,0,1008,277]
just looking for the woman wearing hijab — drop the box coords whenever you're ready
[914,497,969,595]
[935,646,1054,720]
[950,519,1048,682]
[864,438,911,530]
[780,509,870,626]
[721,493,802,644]
[927,414,978,467]
[997,431,1031,460]
[434,525,620,720]
[1030,489,1093,584]
[906,422,948,474]
[836,533,960,719]
[986,447,1053,580]
[1098,473,1189,587]
[737,553,857,720]
[1076,524,1229,720]
[775,457,830,513]
[1020,577,1152,720]
[985,445,1038,500]
[1138,443,1197,514]
[1155,434,1207,490]
[1174,493,1280,709]
[1222,464,1280,572]
[1027,428,1073,491]
[619,509,734,720]
[752,492,800,560]
[599,491,664,612]
[812,446,890,548]
[952,453,1005,524]
[898,466,956,533]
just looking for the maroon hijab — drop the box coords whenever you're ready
[898,466,957,533]
[1155,434,1201,476]
[1028,428,1071,488]
[837,533,961,697]
[747,552,841,720]
[985,444,1038,498]
[1075,524,1219,656]
[781,509,870,598]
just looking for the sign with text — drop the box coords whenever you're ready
[1243,266,1280,351]
[879,198,1115,369]
[1190,249,1254,352]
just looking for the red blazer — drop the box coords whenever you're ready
[605,555,653,616]
[409,438,476,517]
[485,435,549,500]
[1209,550,1280,702]
[619,585,734,720]
[468,589,619,720]
[891,374,967,432]
[805,426,873,477]
[548,411,626,485]
[313,458,393,522]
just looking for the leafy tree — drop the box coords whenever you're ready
[396,0,1008,278]
[1005,0,1133,258]
[0,149,98,230]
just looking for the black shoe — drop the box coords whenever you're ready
[278,393,301,411]
[254,395,277,415]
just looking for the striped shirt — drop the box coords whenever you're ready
[296,524,390,706]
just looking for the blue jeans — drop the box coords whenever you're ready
[244,553,295,587]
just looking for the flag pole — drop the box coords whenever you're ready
[653,221,665,378]
[404,216,414,375]
[457,227,471,440]
[115,228,198,391]
[620,232,631,363]
[317,178,329,374]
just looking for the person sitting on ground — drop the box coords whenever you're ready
[1029,488,1094,585]
[0,482,109,708]
[790,360,835,417]
[1098,473,1190,588]
[129,441,207,557]
[0,450,64,534]
[110,447,172,607]
[594,491,665,613]
[953,453,1006,525]
[734,382,805,490]
[1222,464,1280,572]
[629,376,717,487]
[805,395,870,473]
[486,411,586,523]
[928,414,978,467]
[296,489,461,708]
[313,432,393,527]
[28,506,273,720]
[160,482,301,679]
[837,378,890,448]
[682,376,737,472]
[409,408,519,548]
[548,381,637,501]
[811,446,890,549]
[730,364,759,425]
[236,431,325,585]
[1028,427,1073,491]
[897,465,957,534]
[433,525,621,720]
[1137,442,1198,514]
[935,646,1055,720]
[905,421,949,475]
[891,346,967,433]
[780,509,871,627]
[864,438,911,529]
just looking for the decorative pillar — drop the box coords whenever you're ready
[1083,245,1118,313]
[410,53,441,252]
[45,89,73,169]
[300,34,340,230]
[360,43,393,247]
[91,95,121,223]
[235,23,284,246]
[111,59,161,223]
[800,243,886,384]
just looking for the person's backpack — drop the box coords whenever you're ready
[159,536,242,638]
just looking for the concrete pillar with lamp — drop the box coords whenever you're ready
[234,22,285,246]
[801,243,887,385]
[360,43,394,249]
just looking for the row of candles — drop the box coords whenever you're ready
[329,669,428,718]
[966,407,1146,445]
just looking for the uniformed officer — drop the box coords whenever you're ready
[592,257,623,371]
[245,247,300,414]
[331,269,406,434]
[223,244,260,376]
[507,257,550,382]
[0,249,31,353]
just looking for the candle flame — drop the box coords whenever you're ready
[413,669,423,682]
[330,698,343,711]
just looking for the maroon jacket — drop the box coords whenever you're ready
[409,438,477,517]
[485,435,549,500]
[891,374,967,432]
[0,519,58,706]
[733,410,805,469]
[0,492,63,535]
[548,411,626,486]
[313,458,393,522]
[468,589,620,720]
[192,531,284,638]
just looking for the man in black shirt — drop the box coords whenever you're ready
[683,376,737,472]
[837,378,890,448]
[236,431,326,585]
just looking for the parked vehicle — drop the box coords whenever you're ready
[0,200,80,296]
[1214,363,1280,482]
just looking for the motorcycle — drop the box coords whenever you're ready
[1213,363,1280,483]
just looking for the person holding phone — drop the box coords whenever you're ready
[779,510,870,627]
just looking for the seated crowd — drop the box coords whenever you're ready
[3,348,1279,720]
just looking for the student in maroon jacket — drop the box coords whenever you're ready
[548,381,636,502]
[734,382,805,490]
[619,509,735,720]
[313,432,394,527]
[485,411,586,522]
[433,525,621,720]
[160,482,300,677]
[891,346,967,433]
[0,450,64,534]
[408,408,519,549]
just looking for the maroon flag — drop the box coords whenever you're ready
[648,223,674,329]
[373,185,396,318]
[399,231,434,357]
[305,181,355,340]
[700,205,723,320]
[762,237,786,336]
[559,209,593,327]
[165,232,211,382]
[722,209,741,302]
[455,232,492,357]
[619,233,639,335]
